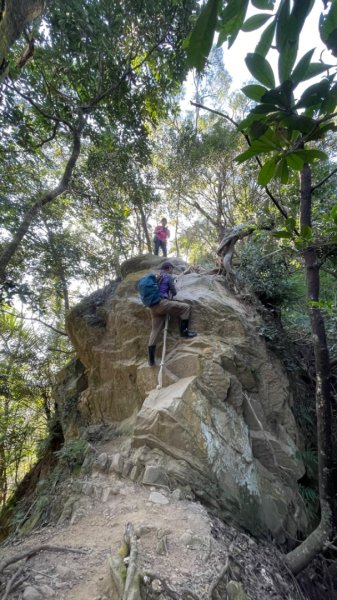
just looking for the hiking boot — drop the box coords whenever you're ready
[148,345,156,366]
[180,319,197,338]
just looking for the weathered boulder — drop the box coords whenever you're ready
[63,254,307,540]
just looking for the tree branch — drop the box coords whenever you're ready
[0,309,67,336]
[190,101,289,221]
[311,166,337,192]
[0,111,85,284]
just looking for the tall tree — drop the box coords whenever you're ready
[0,0,196,287]
[187,0,337,573]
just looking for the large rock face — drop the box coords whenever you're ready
[64,254,307,541]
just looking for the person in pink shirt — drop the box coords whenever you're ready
[153,217,170,257]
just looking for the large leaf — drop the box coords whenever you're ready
[250,121,269,138]
[301,62,335,80]
[261,80,294,109]
[278,39,298,83]
[276,0,290,51]
[241,84,267,101]
[217,0,248,47]
[275,158,289,183]
[280,114,315,134]
[291,0,315,37]
[285,152,304,171]
[242,13,272,32]
[291,49,315,86]
[320,2,337,55]
[258,157,278,185]
[245,53,275,88]
[292,149,328,163]
[321,82,337,115]
[296,79,330,109]
[235,137,277,163]
[255,20,276,57]
[251,103,279,113]
[186,0,220,71]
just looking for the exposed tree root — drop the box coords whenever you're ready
[0,544,86,574]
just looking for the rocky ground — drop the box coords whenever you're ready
[0,437,308,600]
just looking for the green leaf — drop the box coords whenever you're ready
[252,0,275,8]
[296,79,330,109]
[280,114,315,134]
[291,48,315,86]
[235,147,259,163]
[300,224,312,239]
[331,205,337,225]
[258,158,278,185]
[255,20,276,57]
[245,53,275,88]
[250,121,268,138]
[302,62,334,80]
[241,84,267,101]
[285,217,296,232]
[293,149,329,163]
[217,0,248,48]
[187,0,220,70]
[278,37,298,82]
[260,80,294,109]
[285,152,305,170]
[275,158,289,183]
[273,230,292,239]
[251,103,279,114]
[325,28,337,57]
[276,0,290,51]
[242,13,272,32]
[320,2,337,55]
[321,82,337,114]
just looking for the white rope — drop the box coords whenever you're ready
[156,269,186,390]
[156,314,169,389]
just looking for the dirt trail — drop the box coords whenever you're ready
[0,441,306,600]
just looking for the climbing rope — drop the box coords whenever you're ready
[156,314,169,389]
[155,270,185,390]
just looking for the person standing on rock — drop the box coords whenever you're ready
[153,217,170,257]
[148,261,197,366]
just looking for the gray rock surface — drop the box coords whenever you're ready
[63,254,307,540]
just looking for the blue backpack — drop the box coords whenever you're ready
[138,273,162,307]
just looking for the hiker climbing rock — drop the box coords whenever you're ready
[138,261,197,366]
[153,217,170,257]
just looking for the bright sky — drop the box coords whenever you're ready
[224,0,329,90]
[182,1,333,105]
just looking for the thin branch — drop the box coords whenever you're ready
[311,166,337,192]
[0,309,67,336]
[86,12,177,111]
[190,101,289,221]
[35,121,59,148]
[5,80,74,130]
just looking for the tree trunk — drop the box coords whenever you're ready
[0,115,84,285]
[137,202,152,253]
[285,163,336,574]
[0,0,44,79]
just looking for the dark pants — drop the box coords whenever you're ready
[154,238,167,257]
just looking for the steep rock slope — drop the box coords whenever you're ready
[63,254,307,542]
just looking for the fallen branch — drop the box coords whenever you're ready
[0,544,86,574]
